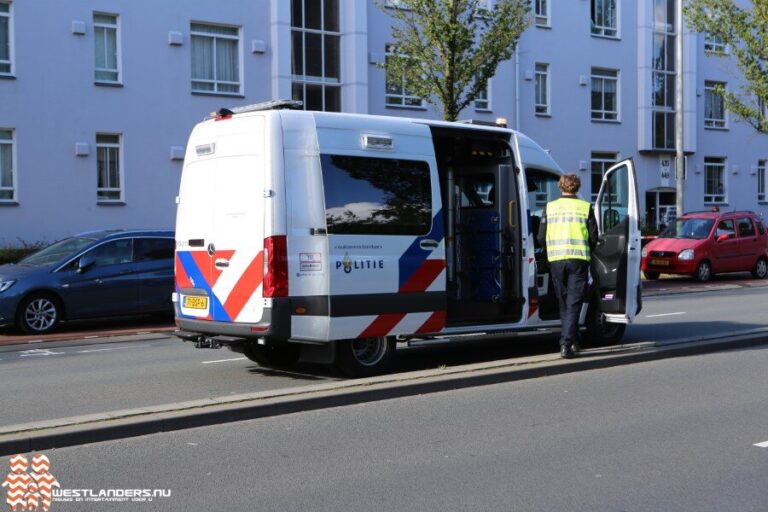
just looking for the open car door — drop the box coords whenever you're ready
[593,158,641,323]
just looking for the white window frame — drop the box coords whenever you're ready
[591,68,619,121]
[535,0,549,27]
[590,151,619,202]
[0,1,13,76]
[591,0,618,38]
[96,133,123,204]
[758,160,767,203]
[474,79,491,111]
[190,22,242,95]
[704,80,727,129]
[291,0,342,112]
[0,129,16,203]
[385,43,423,109]
[652,0,676,150]
[704,32,726,54]
[93,13,121,84]
[704,157,727,204]
[535,63,550,116]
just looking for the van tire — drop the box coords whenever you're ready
[335,337,395,378]
[584,299,626,347]
[243,342,301,369]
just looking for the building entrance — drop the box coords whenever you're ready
[645,189,676,230]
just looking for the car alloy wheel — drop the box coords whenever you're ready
[19,295,61,334]
[695,261,712,283]
[754,258,768,279]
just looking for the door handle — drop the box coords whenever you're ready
[420,239,439,250]
[215,259,230,268]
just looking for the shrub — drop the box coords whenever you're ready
[0,241,45,265]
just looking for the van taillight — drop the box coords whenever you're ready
[263,235,288,298]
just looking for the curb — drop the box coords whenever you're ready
[1,331,767,456]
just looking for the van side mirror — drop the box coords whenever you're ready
[77,256,96,273]
[716,233,730,243]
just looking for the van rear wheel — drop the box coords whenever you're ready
[335,337,395,378]
[243,343,301,369]
[584,300,626,347]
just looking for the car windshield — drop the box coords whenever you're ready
[660,218,714,240]
[19,237,97,266]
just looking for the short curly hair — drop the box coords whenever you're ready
[558,173,581,194]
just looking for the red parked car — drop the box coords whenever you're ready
[641,211,768,282]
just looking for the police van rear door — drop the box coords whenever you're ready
[593,158,641,323]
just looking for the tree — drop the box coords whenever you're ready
[685,0,768,133]
[380,0,530,121]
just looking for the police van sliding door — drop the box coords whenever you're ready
[593,158,641,323]
[321,151,446,341]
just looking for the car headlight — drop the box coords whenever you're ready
[641,247,647,258]
[678,249,695,261]
[0,280,15,293]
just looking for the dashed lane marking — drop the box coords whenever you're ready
[754,441,768,448]
[645,312,686,318]
[201,357,248,364]
[19,349,64,357]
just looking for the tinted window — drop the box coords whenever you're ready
[715,219,735,239]
[87,239,133,266]
[134,238,174,261]
[321,154,432,235]
[459,174,495,208]
[737,218,755,237]
[598,163,629,232]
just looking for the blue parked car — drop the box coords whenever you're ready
[0,230,175,334]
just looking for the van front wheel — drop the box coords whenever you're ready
[335,337,395,378]
[584,301,626,347]
[243,343,301,369]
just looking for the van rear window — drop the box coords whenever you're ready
[321,154,432,235]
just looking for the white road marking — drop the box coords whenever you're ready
[645,312,686,318]
[201,357,247,364]
[19,348,64,357]
[78,347,133,354]
[753,441,768,448]
[84,335,99,339]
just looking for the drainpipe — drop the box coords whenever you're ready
[514,51,521,131]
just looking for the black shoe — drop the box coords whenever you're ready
[570,342,580,354]
[560,345,574,359]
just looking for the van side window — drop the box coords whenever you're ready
[321,154,432,235]
[459,174,495,208]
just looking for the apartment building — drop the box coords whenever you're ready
[0,0,765,244]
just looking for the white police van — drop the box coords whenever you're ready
[174,100,641,376]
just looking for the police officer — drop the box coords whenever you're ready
[537,173,598,358]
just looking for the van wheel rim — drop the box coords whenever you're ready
[25,298,57,332]
[351,338,388,367]
[757,260,768,278]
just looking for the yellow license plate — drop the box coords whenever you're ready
[650,259,670,266]
[183,296,209,309]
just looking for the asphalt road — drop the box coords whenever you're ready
[32,343,768,511]
[1,287,767,428]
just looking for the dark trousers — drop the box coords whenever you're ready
[549,259,589,347]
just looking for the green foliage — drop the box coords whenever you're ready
[0,242,43,265]
[380,0,530,121]
[685,0,768,133]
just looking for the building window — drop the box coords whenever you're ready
[291,0,341,112]
[535,63,549,115]
[590,151,618,202]
[385,44,423,108]
[704,32,726,54]
[704,81,727,129]
[0,2,11,75]
[652,0,675,150]
[535,0,549,27]
[96,134,122,203]
[591,68,619,121]
[591,0,617,38]
[758,160,766,203]
[704,157,726,204]
[94,13,120,84]
[474,80,490,111]
[0,129,14,202]
[190,23,241,95]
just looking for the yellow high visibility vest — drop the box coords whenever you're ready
[545,197,591,262]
